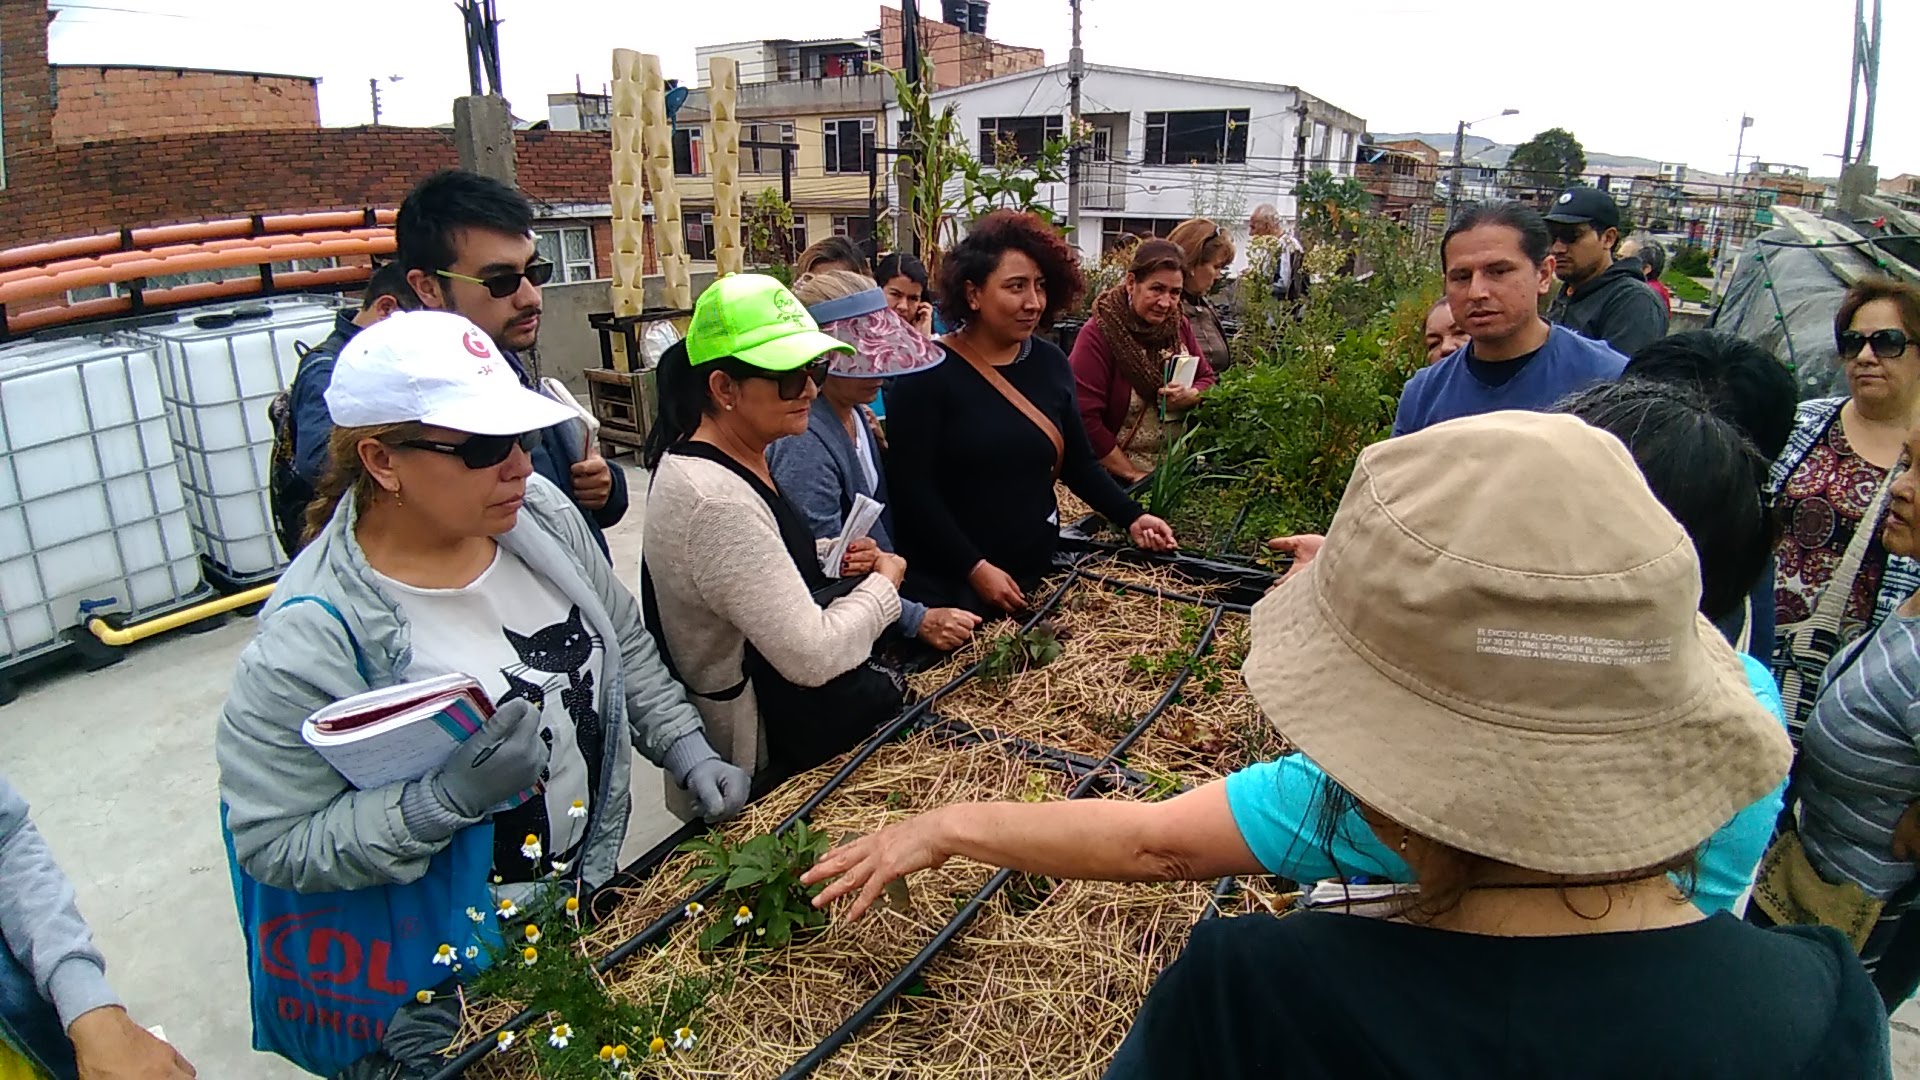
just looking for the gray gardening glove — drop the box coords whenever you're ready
[661,734,751,821]
[400,699,546,842]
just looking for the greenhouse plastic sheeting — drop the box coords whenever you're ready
[1711,227,1849,400]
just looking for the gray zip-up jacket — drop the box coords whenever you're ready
[0,772,119,1056]
[217,473,711,895]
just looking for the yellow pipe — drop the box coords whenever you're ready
[87,583,276,647]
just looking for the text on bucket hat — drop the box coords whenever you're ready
[323,309,577,436]
[807,288,946,379]
[1241,410,1790,876]
[686,273,853,373]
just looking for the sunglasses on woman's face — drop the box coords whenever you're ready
[746,359,831,401]
[398,430,541,469]
[435,258,556,299]
[1838,328,1913,361]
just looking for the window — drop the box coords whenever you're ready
[788,223,808,256]
[978,115,1064,164]
[534,225,597,282]
[822,117,875,175]
[674,126,706,176]
[684,213,715,261]
[1144,109,1250,166]
[743,121,796,175]
[831,215,872,248]
[1099,218,1183,255]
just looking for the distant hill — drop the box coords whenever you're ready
[1374,132,1663,171]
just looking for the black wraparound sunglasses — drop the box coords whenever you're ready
[742,358,831,401]
[398,430,541,469]
[1838,328,1913,361]
[436,258,555,299]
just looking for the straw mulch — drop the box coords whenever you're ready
[459,729,1093,1079]
[1122,614,1288,786]
[923,569,1207,760]
[1055,483,1096,530]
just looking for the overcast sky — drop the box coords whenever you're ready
[45,0,1918,179]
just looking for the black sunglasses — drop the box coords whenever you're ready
[398,430,541,469]
[1547,222,1589,245]
[435,258,555,299]
[741,358,831,401]
[1838,328,1913,361]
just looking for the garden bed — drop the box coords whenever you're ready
[1121,615,1284,787]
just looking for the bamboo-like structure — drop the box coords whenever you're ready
[638,54,691,310]
[707,56,744,277]
[608,49,647,371]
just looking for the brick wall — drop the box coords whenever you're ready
[0,126,616,248]
[51,66,321,145]
[2,4,54,170]
[879,6,1045,90]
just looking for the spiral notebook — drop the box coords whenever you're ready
[302,673,537,810]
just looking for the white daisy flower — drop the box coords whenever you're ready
[568,799,587,819]
[464,945,479,960]
[524,924,542,946]
[466,906,484,923]
[431,944,454,967]
[671,1027,696,1051]
[497,897,519,919]
[520,834,542,861]
[648,1035,667,1057]
[494,1031,515,1053]
[684,902,705,918]
[548,1023,572,1049]
[522,946,539,967]
[414,990,435,1004]
[733,905,752,928]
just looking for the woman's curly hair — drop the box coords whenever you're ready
[935,210,1085,330]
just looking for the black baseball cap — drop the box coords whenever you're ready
[1544,186,1621,231]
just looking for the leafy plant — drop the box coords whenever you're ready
[679,821,832,952]
[1126,608,1225,695]
[880,58,969,277]
[1670,244,1712,277]
[978,624,1065,684]
[744,188,797,272]
[958,135,1070,230]
[1143,427,1232,524]
[1294,170,1372,249]
[1507,127,1587,190]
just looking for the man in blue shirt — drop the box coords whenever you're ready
[397,170,629,559]
[1394,201,1626,436]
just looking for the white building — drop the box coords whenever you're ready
[884,63,1365,261]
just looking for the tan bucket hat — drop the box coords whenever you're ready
[1243,410,1791,876]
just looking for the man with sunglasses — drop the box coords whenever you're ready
[397,169,628,559]
[1544,185,1669,357]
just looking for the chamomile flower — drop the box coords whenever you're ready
[524,924,542,945]
[671,1027,696,1051]
[432,944,454,967]
[611,1043,630,1064]
[548,1024,573,1049]
[494,1031,515,1053]
[599,1045,615,1063]
[648,1035,666,1056]
[565,895,581,918]
[733,905,752,927]
[465,945,479,960]
[550,859,571,874]
[684,902,705,919]
[414,990,435,1004]
[754,927,766,938]
[568,799,587,819]
[521,834,542,861]
[466,906,484,923]
[522,946,539,967]
[497,897,519,919]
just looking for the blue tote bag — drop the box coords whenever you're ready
[221,596,502,1077]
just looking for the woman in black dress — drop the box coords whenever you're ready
[886,211,1177,616]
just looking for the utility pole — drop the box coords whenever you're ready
[898,0,923,256]
[369,75,400,126]
[1447,119,1466,227]
[1837,0,1883,213]
[1065,0,1084,250]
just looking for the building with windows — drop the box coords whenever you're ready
[883,63,1363,260]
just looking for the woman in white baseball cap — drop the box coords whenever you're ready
[217,309,747,927]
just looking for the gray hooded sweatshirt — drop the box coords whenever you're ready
[217,473,712,896]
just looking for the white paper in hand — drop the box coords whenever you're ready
[823,494,886,576]
[1168,352,1201,391]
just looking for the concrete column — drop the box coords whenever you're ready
[453,94,517,185]
[1839,163,1880,217]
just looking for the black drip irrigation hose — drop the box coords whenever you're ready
[425,570,1088,1080]
[774,605,1227,1080]
[1077,568,1256,615]
[920,715,1181,800]
[1196,875,1239,922]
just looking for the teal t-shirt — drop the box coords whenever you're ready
[1222,654,1788,915]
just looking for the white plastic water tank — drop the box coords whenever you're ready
[0,335,207,666]
[131,298,346,583]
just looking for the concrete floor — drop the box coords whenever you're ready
[5,458,1920,1076]
[0,464,681,1079]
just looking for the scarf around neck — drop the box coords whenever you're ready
[1093,284,1185,404]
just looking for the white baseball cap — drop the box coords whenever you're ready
[324,309,578,435]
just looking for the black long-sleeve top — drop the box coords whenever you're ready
[887,335,1144,590]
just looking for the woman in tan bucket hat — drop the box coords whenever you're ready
[812,410,1890,1077]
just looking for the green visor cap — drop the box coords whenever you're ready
[686,273,854,372]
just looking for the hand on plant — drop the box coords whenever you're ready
[800,813,952,921]
[1158,384,1203,412]
[684,758,752,822]
[1266,534,1325,584]
[70,1006,197,1079]
[1129,515,1178,553]
[917,607,983,651]
[968,561,1027,613]
[840,537,880,577]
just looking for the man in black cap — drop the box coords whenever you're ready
[1544,186,1668,356]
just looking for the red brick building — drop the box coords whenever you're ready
[878,6,1044,90]
[0,5,640,279]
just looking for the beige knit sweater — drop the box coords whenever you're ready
[643,452,900,811]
